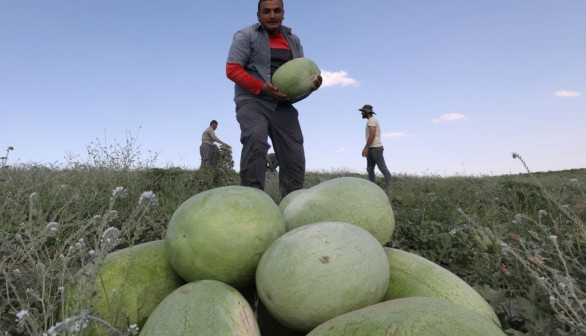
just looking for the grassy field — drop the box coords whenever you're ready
[1,154,585,335]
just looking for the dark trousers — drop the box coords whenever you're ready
[236,100,305,197]
[366,146,392,189]
[199,143,217,168]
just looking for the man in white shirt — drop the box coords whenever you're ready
[200,120,230,168]
[359,104,392,190]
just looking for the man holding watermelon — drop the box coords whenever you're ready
[226,0,322,197]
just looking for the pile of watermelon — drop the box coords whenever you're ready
[64,177,505,335]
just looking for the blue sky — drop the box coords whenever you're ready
[1,0,584,176]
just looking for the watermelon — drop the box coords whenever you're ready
[282,177,395,245]
[306,296,507,335]
[255,222,390,332]
[140,280,260,336]
[63,240,184,334]
[278,188,306,212]
[272,57,320,102]
[384,247,501,326]
[165,186,285,287]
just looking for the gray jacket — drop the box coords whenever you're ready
[227,23,304,110]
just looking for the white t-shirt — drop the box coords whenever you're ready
[201,126,218,145]
[365,116,383,148]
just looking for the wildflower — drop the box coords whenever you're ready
[549,235,558,242]
[557,282,566,291]
[108,210,119,219]
[75,238,85,250]
[69,319,88,332]
[569,178,579,186]
[47,323,59,335]
[29,192,38,203]
[15,233,22,241]
[58,286,65,293]
[111,186,126,199]
[101,227,121,245]
[139,191,158,208]
[512,214,524,224]
[449,229,457,236]
[46,222,59,232]
[549,295,557,305]
[16,310,29,321]
[538,209,548,217]
[13,268,21,275]
[561,204,570,210]
[128,324,140,335]
[88,249,96,256]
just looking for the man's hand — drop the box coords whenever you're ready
[261,82,290,101]
[362,147,368,157]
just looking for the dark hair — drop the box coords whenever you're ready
[257,0,284,12]
[210,120,218,126]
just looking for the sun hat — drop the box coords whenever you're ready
[358,104,376,114]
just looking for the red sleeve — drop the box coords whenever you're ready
[226,63,264,95]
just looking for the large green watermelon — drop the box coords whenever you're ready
[278,188,306,212]
[63,240,185,335]
[282,177,395,245]
[165,186,285,287]
[140,280,260,336]
[255,222,390,332]
[272,57,320,102]
[306,296,507,335]
[384,247,501,326]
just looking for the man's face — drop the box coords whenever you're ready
[361,111,368,119]
[211,123,218,130]
[257,0,284,34]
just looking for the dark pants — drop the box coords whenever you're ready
[366,146,392,190]
[236,100,305,197]
[200,143,217,168]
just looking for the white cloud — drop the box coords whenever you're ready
[382,132,410,139]
[554,90,581,97]
[432,113,470,124]
[334,147,348,153]
[320,70,359,88]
